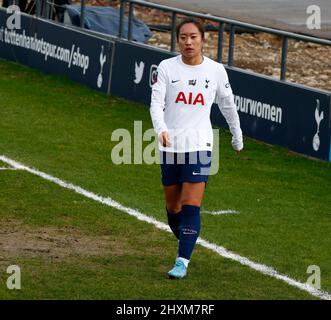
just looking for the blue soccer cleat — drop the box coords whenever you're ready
[167,259,187,279]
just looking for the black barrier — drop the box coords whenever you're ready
[211,68,331,161]
[110,40,331,162]
[110,40,174,104]
[0,9,113,93]
[0,9,330,162]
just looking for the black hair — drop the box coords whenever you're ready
[176,18,205,40]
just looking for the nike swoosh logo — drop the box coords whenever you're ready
[171,80,180,83]
[192,171,200,175]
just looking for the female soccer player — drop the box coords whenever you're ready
[150,18,243,279]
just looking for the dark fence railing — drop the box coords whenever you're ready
[3,0,331,82]
[117,0,331,82]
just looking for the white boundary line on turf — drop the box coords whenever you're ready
[0,167,17,171]
[203,210,239,215]
[1,154,330,300]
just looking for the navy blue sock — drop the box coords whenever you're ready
[166,208,182,240]
[178,205,200,260]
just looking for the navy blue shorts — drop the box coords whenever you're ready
[160,151,212,186]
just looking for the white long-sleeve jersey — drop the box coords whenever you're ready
[150,55,243,153]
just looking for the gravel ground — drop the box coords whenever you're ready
[133,5,331,92]
[1,0,330,92]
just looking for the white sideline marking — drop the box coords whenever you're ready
[0,167,18,170]
[203,210,239,215]
[1,154,330,300]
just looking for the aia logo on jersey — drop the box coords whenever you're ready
[175,92,205,106]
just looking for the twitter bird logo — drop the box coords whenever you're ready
[134,61,145,84]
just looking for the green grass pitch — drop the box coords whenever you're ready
[0,59,330,299]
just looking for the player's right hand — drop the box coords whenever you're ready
[159,131,171,147]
